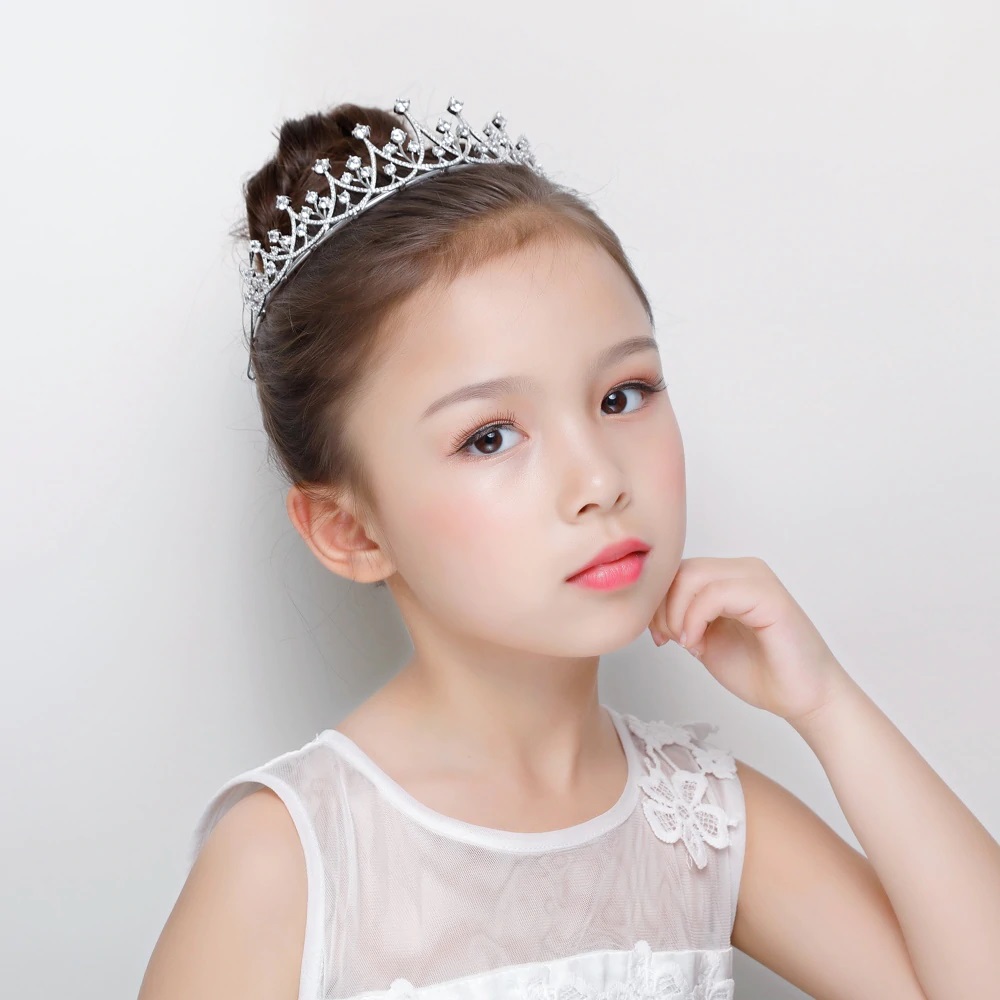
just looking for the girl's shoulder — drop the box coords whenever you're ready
[186,730,343,874]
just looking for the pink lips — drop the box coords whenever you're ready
[567,537,651,590]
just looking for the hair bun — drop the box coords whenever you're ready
[240,103,407,246]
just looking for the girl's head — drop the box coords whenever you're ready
[240,101,686,657]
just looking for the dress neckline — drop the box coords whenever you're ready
[318,704,642,852]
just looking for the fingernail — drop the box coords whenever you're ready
[679,630,688,648]
[650,629,666,646]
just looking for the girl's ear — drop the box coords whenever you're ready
[285,485,395,584]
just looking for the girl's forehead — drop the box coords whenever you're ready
[388,240,648,364]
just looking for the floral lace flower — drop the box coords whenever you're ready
[618,715,741,866]
[636,760,738,869]
[687,740,737,781]
[624,717,738,782]
[623,714,698,751]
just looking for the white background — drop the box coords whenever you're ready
[1,2,997,998]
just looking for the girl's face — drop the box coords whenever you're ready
[349,234,686,657]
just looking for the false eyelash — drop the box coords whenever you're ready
[450,376,668,455]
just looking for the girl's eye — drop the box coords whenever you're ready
[452,378,667,459]
[455,412,522,459]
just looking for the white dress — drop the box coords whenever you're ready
[189,704,747,1000]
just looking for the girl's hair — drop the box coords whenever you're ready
[238,101,655,587]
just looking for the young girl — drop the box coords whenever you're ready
[137,96,999,1000]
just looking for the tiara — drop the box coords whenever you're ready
[241,96,546,378]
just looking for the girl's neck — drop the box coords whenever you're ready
[333,654,619,797]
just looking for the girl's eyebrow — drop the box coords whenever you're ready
[419,335,660,421]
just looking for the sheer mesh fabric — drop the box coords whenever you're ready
[189,706,746,1000]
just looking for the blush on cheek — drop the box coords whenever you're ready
[655,450,685,505]
[408,494,502,587]
[643,426,686,542]
[654,418,686,499]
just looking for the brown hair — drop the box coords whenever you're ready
[238,102,655,587]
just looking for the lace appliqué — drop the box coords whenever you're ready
[621,714,741,870]
[384,942,734,1000]
[524,942,734,1000]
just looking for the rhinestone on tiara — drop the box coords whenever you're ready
[241,95,546,377]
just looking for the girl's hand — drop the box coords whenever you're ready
[647,556,852,728]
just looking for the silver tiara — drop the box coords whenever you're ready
[241,96,545,378]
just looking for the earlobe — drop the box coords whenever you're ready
[285,485,394,584]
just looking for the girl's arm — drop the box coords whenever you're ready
[136,789,306,1000]
[731,755,928,999]
[650,556,1000,998]
[731,671,999,999]
[789,670,1000,998]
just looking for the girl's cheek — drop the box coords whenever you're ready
[413,491,492,557]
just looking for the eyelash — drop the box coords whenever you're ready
[450,376,668,456]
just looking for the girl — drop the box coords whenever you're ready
[137,96,999,1000]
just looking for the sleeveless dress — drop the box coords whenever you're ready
[188,704,747,1000]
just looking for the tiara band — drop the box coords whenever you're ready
[241,96,546,379]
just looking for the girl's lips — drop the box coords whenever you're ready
[567,550,649,590]
[567,537,651,580]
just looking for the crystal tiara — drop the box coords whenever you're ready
[240,95,546,372]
